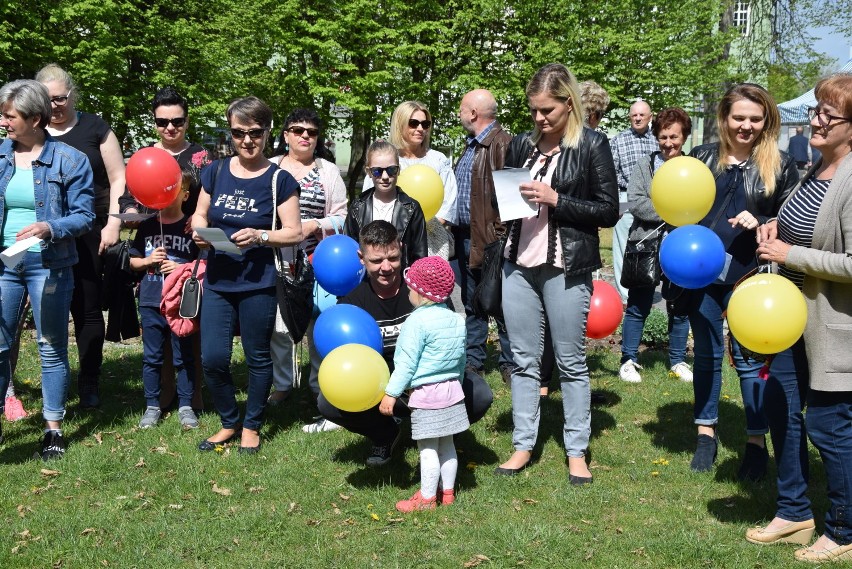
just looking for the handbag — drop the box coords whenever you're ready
[179,258,203,319]
[271,170,315,341]
[472,237,506,318]
[620,229,662,289]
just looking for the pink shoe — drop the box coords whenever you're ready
[4,396,28,422]
[437,489,455,506]
[395,490,437,513]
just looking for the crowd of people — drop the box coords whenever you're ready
[1,62,851,559]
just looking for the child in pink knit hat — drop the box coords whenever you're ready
[378,256,468,512]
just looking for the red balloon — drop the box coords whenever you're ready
[586,280,623,339]
[126,147,182,210]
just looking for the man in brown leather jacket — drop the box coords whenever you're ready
[452,89,513,380]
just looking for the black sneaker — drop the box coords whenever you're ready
[690,434,718,472]
[366,427,402,467]
[40,430,67,461]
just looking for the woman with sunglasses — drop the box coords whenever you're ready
[685,84,799,478]
[120,87,211,217]
[748,73,852,563]
[365,101,458,227]
[191,96,302,454]
[496,63,618,485]
[36,64,126,409]
[345,140,427,268]
[266,108,348,416]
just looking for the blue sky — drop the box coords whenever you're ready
[811,26,851,69]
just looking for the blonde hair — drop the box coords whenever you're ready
[717,83,781,196]
[389,101,432,151]
[35,64,76,107]
[526,63,585,149]
[365,139,399,167]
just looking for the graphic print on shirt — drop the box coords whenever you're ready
[213,186,260,220]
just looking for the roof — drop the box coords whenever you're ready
[778,59,852,124]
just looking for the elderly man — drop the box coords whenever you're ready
[609,100,657,305]
[787,126,810,170]
[452,89,513,381]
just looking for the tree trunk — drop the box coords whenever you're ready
[346,112,371,198]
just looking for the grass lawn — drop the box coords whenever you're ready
[1,324,829,569]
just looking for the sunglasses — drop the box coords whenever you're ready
[368,165,400,177]
[287,126,320,138]
[407,119,432,129]
[231,127,267,140]
[49,93,71,106]
[154,117,186,128]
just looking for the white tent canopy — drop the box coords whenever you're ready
[778,59,852,124]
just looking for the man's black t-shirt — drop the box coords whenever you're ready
[339,280,412,370]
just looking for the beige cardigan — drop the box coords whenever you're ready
[783,152,852,391]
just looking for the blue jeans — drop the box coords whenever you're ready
[807,390,852,545]
[140,306,196,409]
[0,252,74,422]
[765,340,812,522]
[200,287,276,431]
[621,285,690,366]
[502,261,591,457]
[689,283,766,433]
[450,227,512,371]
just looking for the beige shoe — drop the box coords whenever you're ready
[745,519,815,545]
[795,538,852,563]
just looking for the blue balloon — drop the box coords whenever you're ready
[659,225,726,289]
[313,304,383,358]
[312,234,365,296]
[312,281,338,318]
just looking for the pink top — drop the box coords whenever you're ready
[506,150,563,268]
[408,379,464,410]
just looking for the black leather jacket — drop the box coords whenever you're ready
[344,187,427,268]
[689,143,799,224]
[504,129,619,277]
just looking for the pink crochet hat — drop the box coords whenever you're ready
[404,256,455,303]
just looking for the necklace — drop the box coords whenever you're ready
[282,155,315,180]
[159,141,190,156]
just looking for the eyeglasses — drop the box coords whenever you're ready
[49,93,71,107]
[368,165,400,177]
[231,127,268,140]
[287,126,319,138]
[154,117,187,128]
[807,106,851,128]
[407,119,432,129]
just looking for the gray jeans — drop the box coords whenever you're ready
[502,261,592,457]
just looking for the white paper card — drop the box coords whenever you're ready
[0,236,41,269]
[110,212,157,222]
[193,227,243,256]
[493,168,537,221]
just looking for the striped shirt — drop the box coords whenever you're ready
[777,176,831,289]
[298,166,325,255]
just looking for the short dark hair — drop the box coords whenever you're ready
[152,86,188,115]
[226,96,273,129]
[652,107,692,139]
[359,220,399,250]
[273,107,334,161]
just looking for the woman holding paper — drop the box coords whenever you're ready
[191,96,301,454]
[0,79,95,459]
[495,63,618,484]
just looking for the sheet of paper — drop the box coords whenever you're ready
[110,212,157,222]
[493,168,537,221]
[0,236,41,269]
[193,227,243,256]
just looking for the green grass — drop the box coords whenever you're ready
[0,334,827,568]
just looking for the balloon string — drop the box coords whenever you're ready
[636,222,667,245]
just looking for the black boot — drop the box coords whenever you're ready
[77,376,100,409]
[690,434,718,472]
[737,442,769,482]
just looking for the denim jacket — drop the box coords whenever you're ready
[0,135,95,268]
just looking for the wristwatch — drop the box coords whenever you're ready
[259,231,270,245]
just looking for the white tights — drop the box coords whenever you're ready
[418,436,457,500]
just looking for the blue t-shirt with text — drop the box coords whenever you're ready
[199,158,299,292]
[130,216,199,307]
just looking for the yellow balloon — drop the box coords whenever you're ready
[650,156,716,226]
[397,164,444,221]
[727,273,807,354]
[318,343,390,412]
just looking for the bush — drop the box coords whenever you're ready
[642,308,670,347]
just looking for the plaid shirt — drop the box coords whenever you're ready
[454,121,496,225]
[610,127,658,196]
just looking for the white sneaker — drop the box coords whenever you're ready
[670,362,694,383]
[619,360,643,383]
[302,418,342,433]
